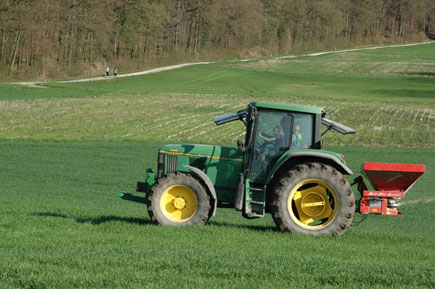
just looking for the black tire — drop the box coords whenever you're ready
[271,162,355,235]
[147,172,211,226]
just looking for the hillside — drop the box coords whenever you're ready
[0,41,434,289]
[1,42,434,147]
[0,140,434,288]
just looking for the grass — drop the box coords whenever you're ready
[1,43,434,103]
[0,43,434,288]
[0,43,433,147]
[0,93,432,146]
[0,141,434,288]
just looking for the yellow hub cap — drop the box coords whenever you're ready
[288,179,338,230]
[173,197,186,210]
[160,185,198,222]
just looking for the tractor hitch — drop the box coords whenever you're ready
[355,162,425,215]
[116,169,156,204]
[116,190,146,204]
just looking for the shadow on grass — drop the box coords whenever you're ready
[400,72,435,77]
[32,212,150,225]
[33,212,277,232]
[208,220,277,232]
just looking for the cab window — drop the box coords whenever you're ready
[292,113,314,149]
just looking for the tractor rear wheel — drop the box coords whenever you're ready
[271,162,355,235]
[147,172,211,226]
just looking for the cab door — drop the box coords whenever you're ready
[248,109,294,184]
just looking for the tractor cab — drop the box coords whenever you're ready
[214,101,356,218]
[243,102,321,184]
[215,101,354,183]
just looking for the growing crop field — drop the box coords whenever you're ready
[1,43,434,147]
[0,43,434,288]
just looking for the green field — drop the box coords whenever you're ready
[1,43,434,288]
[1,44,434,147]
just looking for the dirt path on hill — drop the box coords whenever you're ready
[11,62,211,88]
[11,41,434,88]
[58,62,211,83]
[277,41,435,59]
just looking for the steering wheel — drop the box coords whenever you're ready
[258,138,275,153]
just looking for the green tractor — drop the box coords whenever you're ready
[119,101,361,235]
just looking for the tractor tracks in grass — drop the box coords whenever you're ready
[1,93,433,145]
[10,41,435,88]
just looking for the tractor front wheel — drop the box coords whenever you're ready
[147,172,211,226]
[271,163,355,235]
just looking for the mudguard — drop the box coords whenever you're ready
[182,165,217,216]
[265,150,353,185]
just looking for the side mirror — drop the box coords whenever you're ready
[237,139,245,152]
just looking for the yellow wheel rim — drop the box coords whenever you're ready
[160,185,198,222]
[288,179,338,230]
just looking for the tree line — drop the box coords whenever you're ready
[1,0,434,80]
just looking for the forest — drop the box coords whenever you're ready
[1,0,434,80]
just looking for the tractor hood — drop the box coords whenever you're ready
[159,144,243,162]
[158,144,244,204]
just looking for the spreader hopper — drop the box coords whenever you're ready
[356,162,426,215]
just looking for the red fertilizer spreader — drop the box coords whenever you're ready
[355,162,426,215]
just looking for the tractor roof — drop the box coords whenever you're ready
[251,101,322,115]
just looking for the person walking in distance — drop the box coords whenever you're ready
[106,65,109,76]
[113,67,117,77]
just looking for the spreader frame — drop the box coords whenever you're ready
[356,162,425,216]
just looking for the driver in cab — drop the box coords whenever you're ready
[259,125,284,152]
